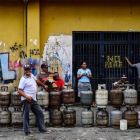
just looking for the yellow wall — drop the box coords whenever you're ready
[27,0,40,59]
[40,1,140,55]
[0,2,24,86]
[1,0,140,86]
[0,2,24,53]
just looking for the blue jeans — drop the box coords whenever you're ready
[22,100,46,133]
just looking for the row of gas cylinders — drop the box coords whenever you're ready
[82,107,140,129]
[0,86,75,109]
[0,107,76,127]
[81,84,137,108]
[0,108,50,127]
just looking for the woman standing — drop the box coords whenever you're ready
[77,61,92,97]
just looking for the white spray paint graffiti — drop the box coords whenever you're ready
[30,39,37,46]
[43,35,72,83]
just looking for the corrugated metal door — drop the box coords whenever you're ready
[73,31,140,102]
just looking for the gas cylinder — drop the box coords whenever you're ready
[63,107,76,127]
[0,108,11,126]
[29,111,36,127]
[96,84,108,108]
[81,108,94,127]
[37,88,49,108]
[96,108,109,128]
[43,110,50,127]
[12,108,23,127]
[110,86,123,108]
[0,91,11,108]
[110,109,123,128]
[124,107,138,128]
[51,109,63,127]
[124,84,137,106]
[0,84,14,93]
[11,87,22,108]
[62,84,75,105]
[80,85,93,108]
[138,111,140,126]
[50,91,61,109]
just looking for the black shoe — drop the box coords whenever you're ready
[25,132,29,136]
[40,129,51,134]
[40,129,47,132]
[25,132,34,137]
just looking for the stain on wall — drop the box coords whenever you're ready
[43,35,72,83]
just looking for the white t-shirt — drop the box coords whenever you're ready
[18,74,37,101]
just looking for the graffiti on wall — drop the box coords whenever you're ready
[105,56,122,68]
[27,58,40,76]
[20,50,27,58]
[10,43,21,52]
[0,52,16,84]
[30,49,40,57]
[0,40,40,84]
[43,35,72,83]
[0,52,40,84]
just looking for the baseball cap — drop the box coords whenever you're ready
[121,74,127,79]
[24,64,31,70]
[41,64,49,68]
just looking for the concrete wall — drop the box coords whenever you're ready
[0,0,140,86]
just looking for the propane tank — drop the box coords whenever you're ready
[43,110,50,127]
[12,108,23,128]
[37,88,49,108]
[96,84,108,108]
[81,108,94,127]
[138,111,140,127]
[124,107,138,128]
[51,109,63,127]
[11,87,22,108]
[0,84,14,93]
[63,106,76,127]
[110,85,123,108]
[29,111,36,127]
[62,84,75,105]
[50,91,61,109]
[80,85,93,108]
[96,108,109,128]
[124,84,137,106]
[110,109,123,128]
[0,89,11,108]
[0,108,11,126]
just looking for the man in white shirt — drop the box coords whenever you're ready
[18,64,48,136]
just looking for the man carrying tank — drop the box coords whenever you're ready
[18,64,49,136]
[113,74,129,91]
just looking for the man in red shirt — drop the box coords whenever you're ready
[53,72,65,92]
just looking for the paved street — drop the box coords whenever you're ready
[0,106,140,140]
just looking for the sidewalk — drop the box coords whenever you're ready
[0,106,139,140]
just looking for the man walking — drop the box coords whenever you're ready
[18,64,48,136]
